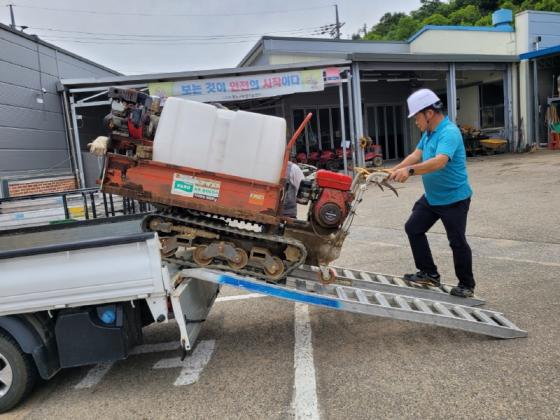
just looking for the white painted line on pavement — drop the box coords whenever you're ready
[292,303,320,420]
[216,293,264,302]
[130,341,180,355]
[75,341,180,389]
[153,339,216,386]
[74,362,114,389]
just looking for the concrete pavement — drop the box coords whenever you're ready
[6,150,560,419]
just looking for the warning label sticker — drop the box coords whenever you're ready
[171,173,220,201]
[248,192,265,206]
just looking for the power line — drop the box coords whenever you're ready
[310,5,345,39]
[12,3,334,17]
[39,37,263,46]
[38,32,323,46]
[26,25,326,40]
[35,31,320,43]
[34,28,323,45]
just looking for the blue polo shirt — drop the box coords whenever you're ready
[416,117,472,206]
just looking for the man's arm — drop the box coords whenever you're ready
[391,148,423,171]
[389,154,449,182]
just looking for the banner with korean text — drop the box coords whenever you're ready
[148,69,332,103]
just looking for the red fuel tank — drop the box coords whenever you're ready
[315,170,352,191]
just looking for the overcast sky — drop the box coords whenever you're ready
[1,0,422,75]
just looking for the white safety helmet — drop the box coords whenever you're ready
[407,89,441,118]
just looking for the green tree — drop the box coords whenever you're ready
[411,0,447,21]
[385,16,423,40]
[449,4,482,25]
[364,32,383,41]
[498,1,520,13]
[477,0,503,14]
[475,14,493,26]
[535,0,560,12]
[372,12,406,37]
[360,0,560,41]
[422,13,452,26]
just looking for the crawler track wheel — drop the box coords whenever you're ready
[264,256,285,282]
[228,248,249,270]
[193,245,212,266]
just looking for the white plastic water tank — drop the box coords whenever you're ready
[153,97,287,184]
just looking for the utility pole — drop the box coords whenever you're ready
[334,4,341,39]
[8,4,16,30]
[363,23,367,37]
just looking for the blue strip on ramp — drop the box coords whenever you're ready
[218,274,341,309]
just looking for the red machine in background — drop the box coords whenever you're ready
[296,142,383,172]
[364,143,383,168]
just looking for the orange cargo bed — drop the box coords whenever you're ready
[101,113,312,226]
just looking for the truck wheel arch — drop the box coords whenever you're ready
[0,316,59,380]
[0,331,37,413]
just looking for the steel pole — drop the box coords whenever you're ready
[338,82,348,174]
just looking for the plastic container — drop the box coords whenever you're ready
[153,97,287,184]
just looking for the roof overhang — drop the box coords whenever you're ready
[408,24,514,43]
[59,59,352,90]
[520,44,560,60]
[237,37,265,67]
[350,52,519,63]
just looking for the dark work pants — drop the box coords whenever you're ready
[404,195,475,289]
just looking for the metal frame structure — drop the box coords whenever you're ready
[363,102,407,160]
[60,61,352,187]
[290,76,354,174]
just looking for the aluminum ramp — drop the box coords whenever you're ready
[292,265,486,307]
[181,268,527,339]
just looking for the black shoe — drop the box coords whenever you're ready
[450,286,474,298]
[403,271,441,287]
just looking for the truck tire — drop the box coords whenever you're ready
[0,332,37,413]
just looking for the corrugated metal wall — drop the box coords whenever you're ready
[0,25,118,180]
[528,12,560,50]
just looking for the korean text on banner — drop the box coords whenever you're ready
[149,69,325,103]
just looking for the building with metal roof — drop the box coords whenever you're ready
[2,9,559,195]
[0,22,120,197]
[236,8,559,160]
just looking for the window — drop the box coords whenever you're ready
[480,82,504,128]
[292,106,350,153]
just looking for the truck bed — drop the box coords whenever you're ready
[0,215,168,316]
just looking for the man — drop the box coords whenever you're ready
[281,161,305,218]
[389,89,475,298]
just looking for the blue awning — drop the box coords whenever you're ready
[520,44,560,60]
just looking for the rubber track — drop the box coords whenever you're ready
[143,212,308,282]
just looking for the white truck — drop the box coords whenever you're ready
[0,212,527,413]
[0,215,219,412]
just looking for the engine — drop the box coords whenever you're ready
[297,169,354,230]
[104,87,161,140]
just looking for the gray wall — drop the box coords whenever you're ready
[0,25,118,180]
[265,38,409,57]
[527,12,560,51]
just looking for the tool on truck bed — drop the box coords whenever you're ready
[95,88,396,284]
